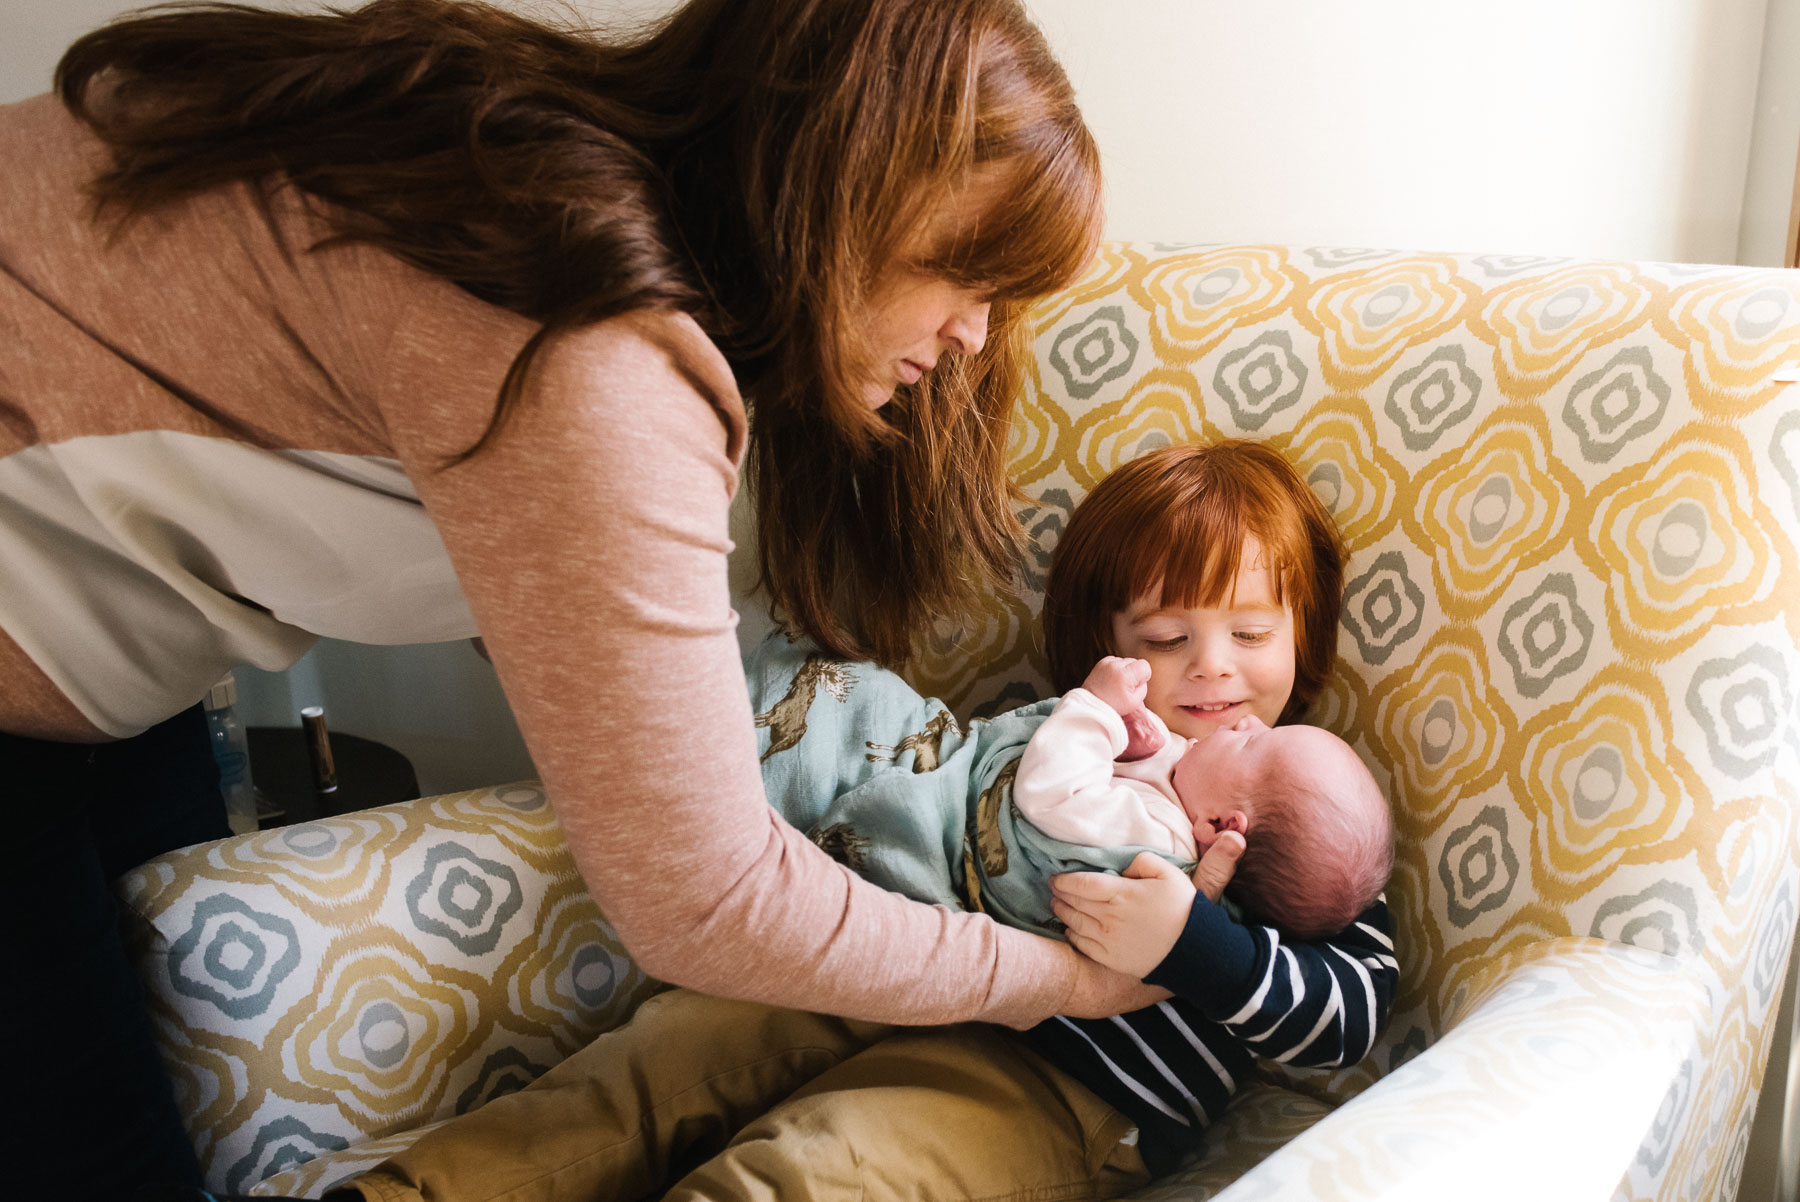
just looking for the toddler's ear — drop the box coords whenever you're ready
[1221,810,1248,836]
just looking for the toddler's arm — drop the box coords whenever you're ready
[1053,841,1398,1066]
[1048,845,1228,978]
[1147,896,1399,1068]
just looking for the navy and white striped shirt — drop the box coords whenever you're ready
[1026,894,1398,1174]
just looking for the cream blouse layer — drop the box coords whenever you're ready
[0,94,1076,1027]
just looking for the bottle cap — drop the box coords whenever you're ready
[205,673,238,712]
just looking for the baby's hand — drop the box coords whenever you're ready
[1083,657,1164,760]
[1049,853,1196,979]
[1083,656,1151,714]
[1116,709,1164,762]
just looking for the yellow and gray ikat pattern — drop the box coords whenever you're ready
[123,244,1800,1201]
[117,784,657,1197]
[910,244,1800,1202]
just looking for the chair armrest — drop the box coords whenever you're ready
[116,781,662,1195]
[1206,938,1707,1202]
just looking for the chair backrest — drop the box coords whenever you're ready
[910,243,1800,1202]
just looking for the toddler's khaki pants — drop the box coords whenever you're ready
[336,987,1151,1202]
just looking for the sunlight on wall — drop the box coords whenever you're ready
[1028,0,1766,263]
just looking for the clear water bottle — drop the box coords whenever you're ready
[204,673,259,835]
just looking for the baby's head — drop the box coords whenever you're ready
[1172,716,1391,939]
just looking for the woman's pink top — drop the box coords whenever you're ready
[0,94,1077,1027]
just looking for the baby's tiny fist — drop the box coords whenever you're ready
[1117,708,1165,762]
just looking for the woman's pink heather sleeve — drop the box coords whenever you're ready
[379,302,1077,1027]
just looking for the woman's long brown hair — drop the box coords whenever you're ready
[55,0,1102,669]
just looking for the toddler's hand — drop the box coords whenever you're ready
[1049,853,1196,980]
[1192,829,1244,903]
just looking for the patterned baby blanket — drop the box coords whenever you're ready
[746,632,1195,939]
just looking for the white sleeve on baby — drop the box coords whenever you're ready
[1014,690,1194,857]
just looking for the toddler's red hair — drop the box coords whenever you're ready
[1042,440,1345,726]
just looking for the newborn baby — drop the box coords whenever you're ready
[1015,656,1391,938]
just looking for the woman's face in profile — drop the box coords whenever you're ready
[856,267,991,410]
[853,171,1008,410]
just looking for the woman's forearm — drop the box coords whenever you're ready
[573,802,1080,1027]
[397,307,1078,1028]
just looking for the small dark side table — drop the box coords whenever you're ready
[247,726,420,827]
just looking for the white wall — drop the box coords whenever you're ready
[1740,0,1800,265]
[231,639,535,798]
[10,2,1777,265]
[2,0,1785,794]
[1030,0,1771,263]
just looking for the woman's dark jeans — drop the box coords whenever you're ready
[2,705,230,1200]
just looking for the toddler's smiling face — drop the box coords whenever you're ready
[1108,536,1297,744]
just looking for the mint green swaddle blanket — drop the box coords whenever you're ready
[745,632,1196,939]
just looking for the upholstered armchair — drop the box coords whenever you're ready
[119,243,1800,1200]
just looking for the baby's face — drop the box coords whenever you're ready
[1171,715,1337,849]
